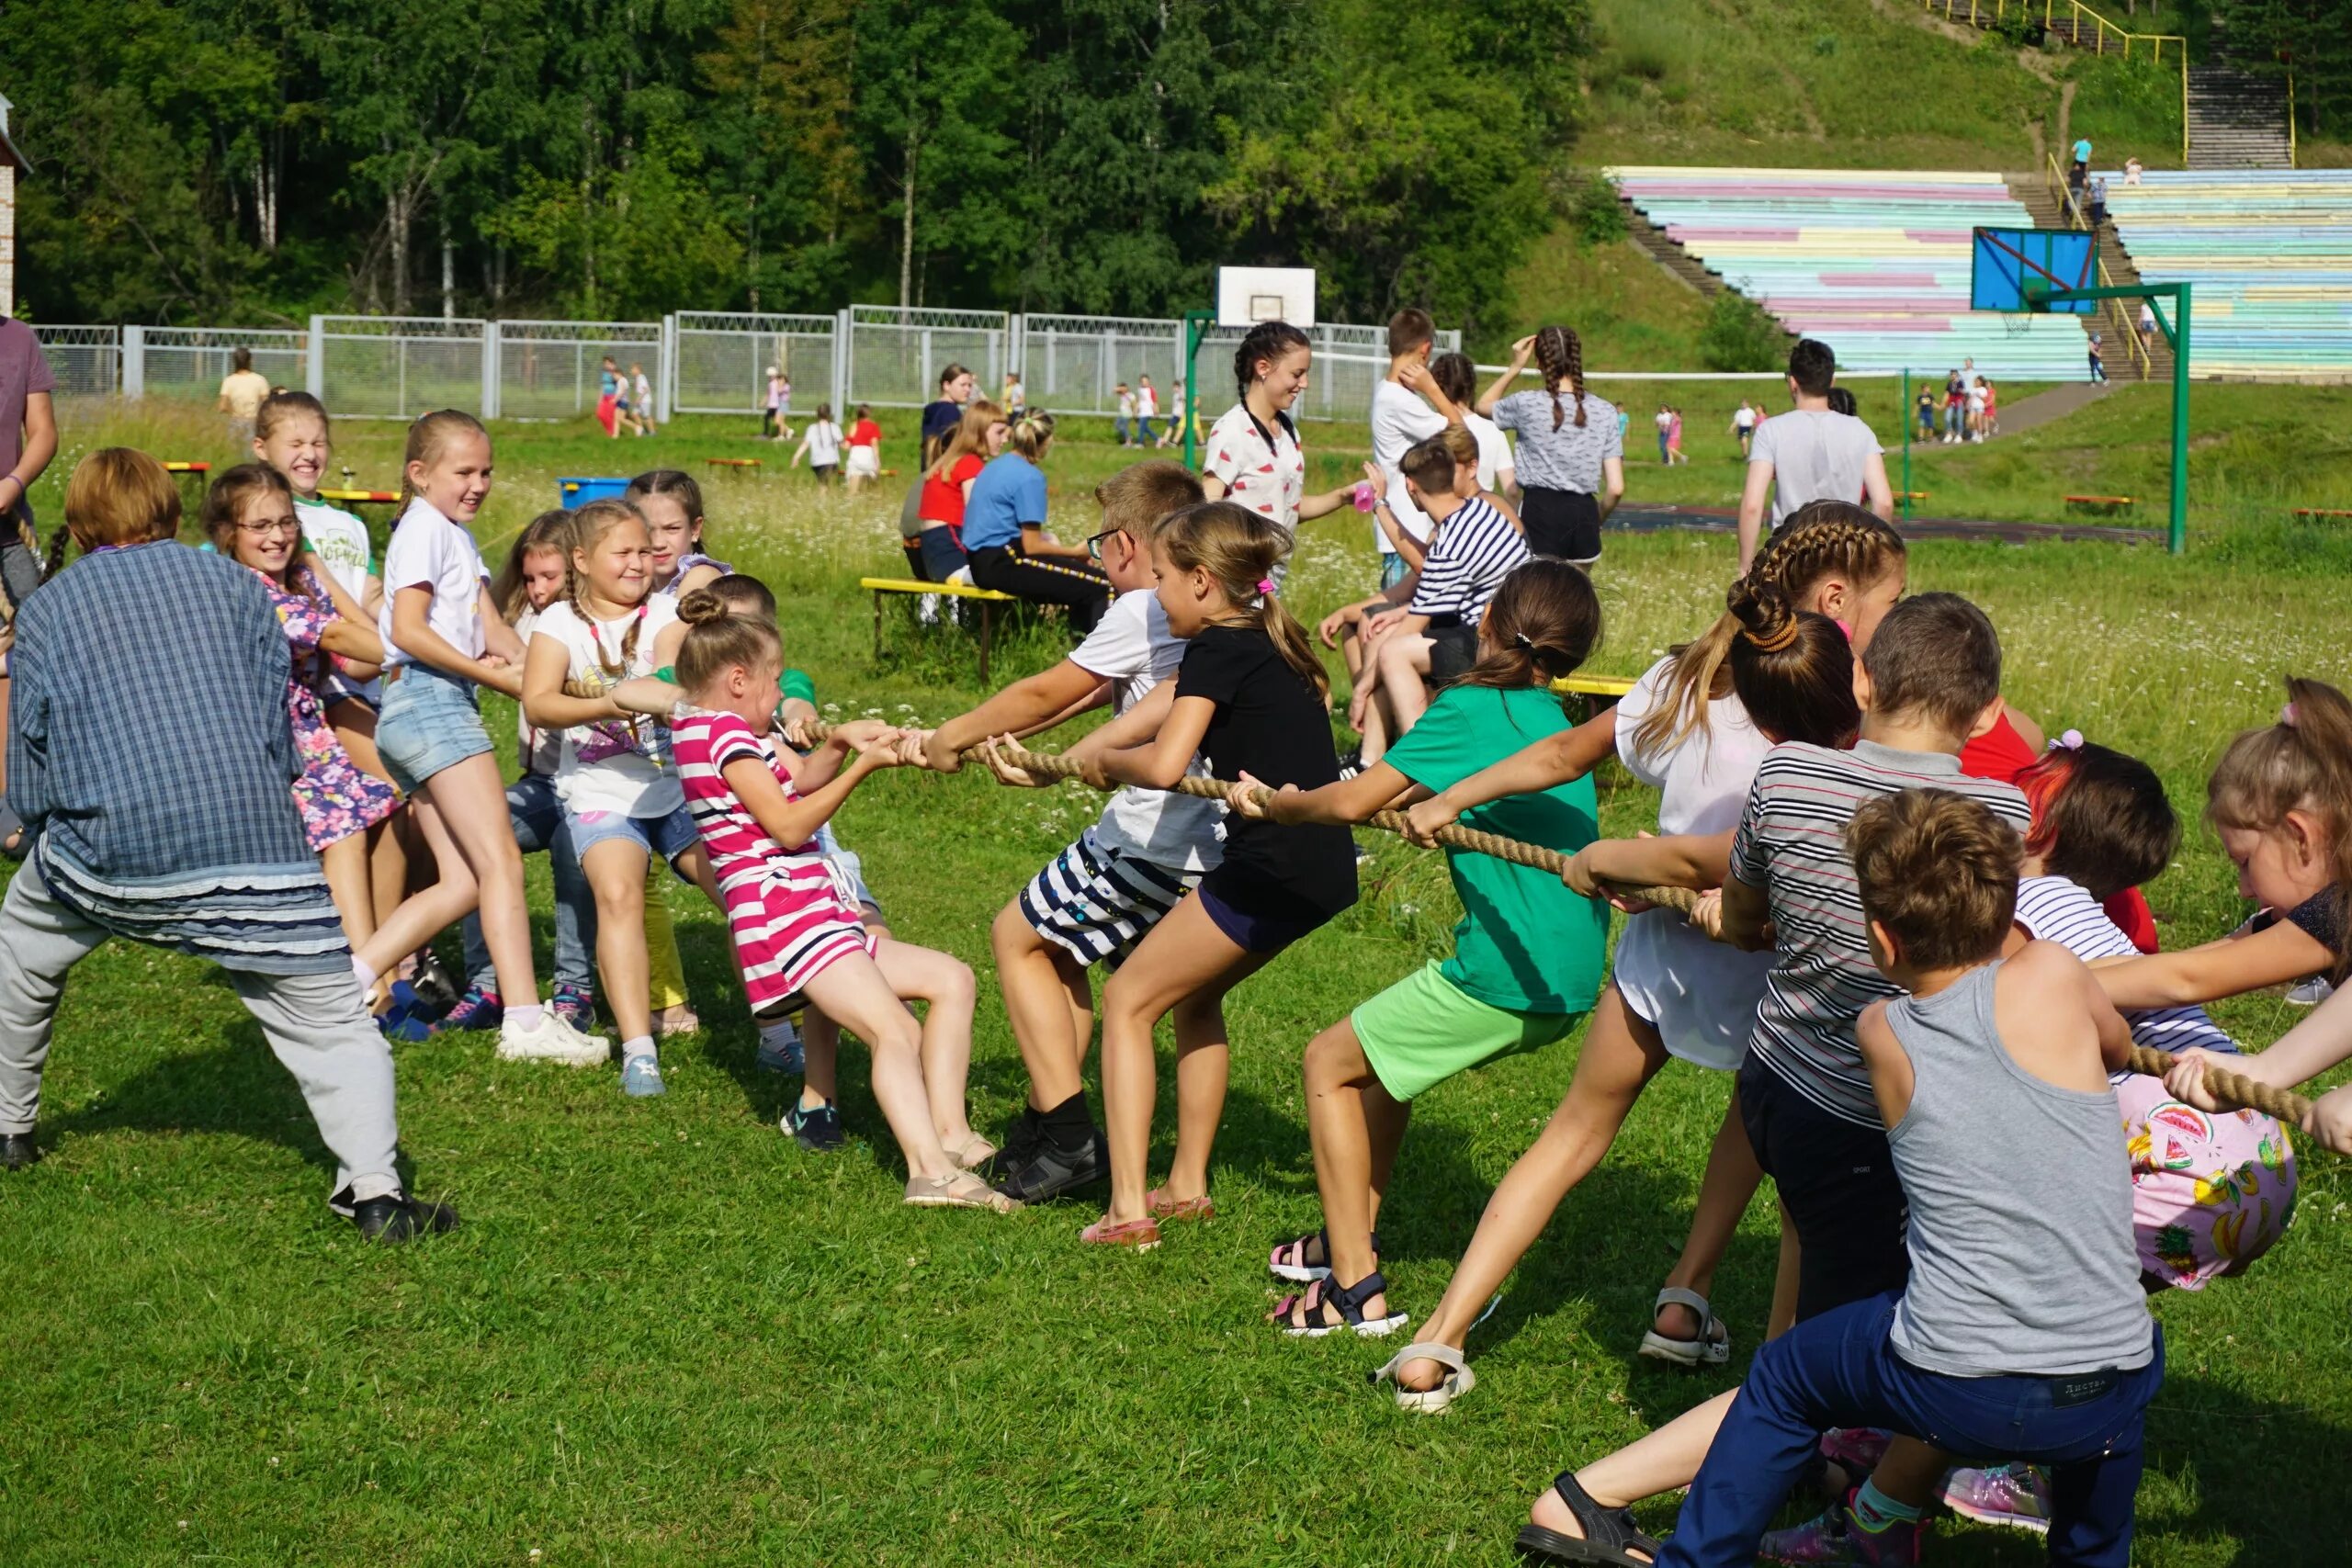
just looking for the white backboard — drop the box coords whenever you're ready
[1216,266,1316,329]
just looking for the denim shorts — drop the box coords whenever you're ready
[375,664,492,795]
[815,822,883,916]
[566,801,701,870]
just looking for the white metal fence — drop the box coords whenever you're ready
[40,309,1458,426]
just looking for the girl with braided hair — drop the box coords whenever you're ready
[1199,321,1361,557]
[1476,325,1624,567]
[1377,502,1902,1411]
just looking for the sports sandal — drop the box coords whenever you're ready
[1272,1269,1408,1338]
[1269,1227,1383,1283]
[1146,1186,1214,1223]
[1372,1340,1476,1414]
[1636,1286,1731,1367]
[1514,1471,1660,1566]
[904,1170,1017,1213]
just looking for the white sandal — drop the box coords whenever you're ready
[904,1170,1017,1213]
[1637,1286,1731,1367]
[1372,1341,1475,1414]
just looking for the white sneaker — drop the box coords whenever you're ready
[497,1010,612,1066]
[2287,976,2335,1008]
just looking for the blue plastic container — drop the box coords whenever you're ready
[558,477,631,510]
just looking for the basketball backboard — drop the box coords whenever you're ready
[1971,227,2098,314]
[1216,266,1316,329]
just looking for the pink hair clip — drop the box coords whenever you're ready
[2281,702,2300,728]
[1255,577,1275,596]
[2053,728,2085,750]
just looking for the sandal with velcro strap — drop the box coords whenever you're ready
[1268,1225,1381,1283]
[1636,1286,1730,1367]
[1271,1269,1408,1338]
[1514,1470,1660,1566]
[1371,1339,1475,1414]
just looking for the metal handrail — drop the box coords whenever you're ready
[2044,152,2155,380]
[1924,0,2189,163]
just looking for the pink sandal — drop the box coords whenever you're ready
[1146,1187,1215,1223]
[1080,1214,1161,1250]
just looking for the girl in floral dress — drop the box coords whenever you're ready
[204,465,400,948]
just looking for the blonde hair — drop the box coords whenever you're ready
[1094,461,1204,538]
[1004,411,1056,462]
[60,448,182,569]
[673,586,784,694]
[396,409,489,512]
[254,390,330,446]
[2210,676,2352,980]
[926,399,1004,483]
[1153,502,1326,699]
[490,510,577,622]
[565,498,653,679]
[1633,500,1905,760]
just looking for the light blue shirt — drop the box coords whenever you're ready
[961,455,1047,551]
[2072,139,2092,163]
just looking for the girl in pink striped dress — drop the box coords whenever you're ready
[666,588,1011,1212]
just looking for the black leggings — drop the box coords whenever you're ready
[967,544,1113,634]
[1520,486,1602,564]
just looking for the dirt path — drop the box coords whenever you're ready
[1993,378,2112,435]
[1610,502,2160,546]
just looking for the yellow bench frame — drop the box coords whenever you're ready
[861,577,1023,681]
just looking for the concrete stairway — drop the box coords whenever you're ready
[2188,66,2293,169]
[1618,196,1723,296]
[2006,175,2177,379]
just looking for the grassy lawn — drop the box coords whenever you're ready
[4,402,2349,1565]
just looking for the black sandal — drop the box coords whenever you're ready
[1513,1471,1659,1566]
[1271,1269,1409,1339]
[1268,1225,1382,1283]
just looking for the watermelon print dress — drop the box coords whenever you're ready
[254,565,400,852]
[1202,402,1306,548]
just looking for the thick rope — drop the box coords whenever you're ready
[810,726,2314,1124]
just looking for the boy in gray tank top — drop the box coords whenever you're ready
[1645,790,2161,1568]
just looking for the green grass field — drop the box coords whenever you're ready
[4,401,2349,1565]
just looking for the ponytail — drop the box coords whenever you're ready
[396,409,489,514]
[1534,325,1586,430]
[1453,558,1601,700]
[1156,501,1328,700]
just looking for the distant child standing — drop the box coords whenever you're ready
[1476,326,1623,567]
[216,346,273,447]
[1001,372,1026,417]
[1136,376,1160,445]
[790,404,844,485]
[630,363,656,435]
[205,463,400,951]
[1668,406,1687,464]
[1079,502,1359,1247]
[1114,382,1137,447]
[843,405,884,495]
[1159,379,1188,449]
[597,357,624,438]
[354,411,608,1065]
[1655,404,1673,464]
[763,367,786,438]
[668,593,1005,1209]
[774,371,794,441]
[1732,399,1758,457]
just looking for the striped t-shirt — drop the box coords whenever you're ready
[1728,739,2032,1126]
[2012,874,2237,1070]
[1409,494,1529,625]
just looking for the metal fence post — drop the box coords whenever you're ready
[481,321,501,420]
[833,308,853,415]
[307,316,326,400]
[121,325,145,400]
[658,315,675,425]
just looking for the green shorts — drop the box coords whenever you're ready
[1351,962,1583,1102]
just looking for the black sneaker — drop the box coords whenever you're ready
[352,1193,460,1244]
[1,1132,40,1170]
[784,1097,844,1152]
[409,950,460,1019]
[1336,748,1364,782]
[994,1125,1106,1203]
[976,1106,1046,1183]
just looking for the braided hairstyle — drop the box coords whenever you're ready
[1632,499,1905,760]
[1232,321,1311,403]
[565,497,653,682]
[1534,325,1587,430]
[1724,581,1859,749]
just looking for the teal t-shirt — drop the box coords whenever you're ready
[1382,682,1607,1014]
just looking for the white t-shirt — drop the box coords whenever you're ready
[1370,379,1448,554]
[1464,410,1513,493]
[297,495,379,704]
[379,498,489,670]
[533,596,684,818]
[1608,656,1778,1070]
[512,605,562,775]
[806,420,842,466]
[1734,406,1758,432]
[1117,390,1136,418]
[1137,385,1159,417]
[1069,590,1223,873]
[1748,408,1883,527]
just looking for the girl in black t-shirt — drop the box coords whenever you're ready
[1072,501,1357,1249]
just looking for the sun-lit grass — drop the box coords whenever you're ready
[3,402,2348,1565]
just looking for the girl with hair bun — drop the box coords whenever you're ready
[1198,321,1360,555]
[666,589,1006,1210]
[1476,325,1625,567]
[1384,519,1882,1410]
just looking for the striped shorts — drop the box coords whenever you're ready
[1018,829,1203,967]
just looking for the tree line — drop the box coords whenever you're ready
[12,0,1590,338]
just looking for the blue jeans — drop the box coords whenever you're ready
[1114,414,1133,445]
[461,773,593,994]
[1658,1291,2163,1568]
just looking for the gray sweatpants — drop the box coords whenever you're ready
[0,861,402,1205]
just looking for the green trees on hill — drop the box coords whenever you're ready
[9,0,1591,333]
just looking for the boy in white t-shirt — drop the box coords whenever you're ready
[1114,384,1137,447]
[1368,308,1450,590]
[1136,377,1160,446]
[911,462,1219,1203]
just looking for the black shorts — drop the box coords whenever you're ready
[1427,621,1482,685]
[913,525,967,582]
[1737,1055,1910,1323]
[1521,487,1601,564]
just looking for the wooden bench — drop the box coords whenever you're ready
[1895,491,1930,503]
[1551,673,1635,700]
[861,576,1023,681]
[2064,494,2135,514]
[316,487,400,505]
[2292,507,2352,521]
[161,461,209,475]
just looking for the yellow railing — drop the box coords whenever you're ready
[2043,152,2155,380]
[2289,71,2298,169]
[1924,0,2190,162]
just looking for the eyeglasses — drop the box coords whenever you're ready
[1085,528,1125,562]
[238,518,303,538]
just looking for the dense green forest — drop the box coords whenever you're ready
[9,0,1588,333]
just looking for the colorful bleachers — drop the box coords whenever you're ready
[1609,167,2092,379]
[2099,170,2352,380]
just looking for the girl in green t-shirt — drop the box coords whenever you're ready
[1227,559,1608,1338]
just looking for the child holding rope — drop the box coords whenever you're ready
[1385,502,1902,1404]
[1072,501,1358,1248]
[909,461,1215,1202]
[668,592,1005,1210]
[351,412,608,1066]
[1235,559,1605,1337]
[441,513,597,1033]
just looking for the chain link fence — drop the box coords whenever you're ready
[671,311,840,422]
[311,316,491,421]
[127,326,309,401]
[492,320,663,422]
[31,326,120,399]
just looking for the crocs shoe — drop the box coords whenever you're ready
[620,1054,666,1098]
[1939,1463,2052,1536]
[436,986,504,1032]
[551,984,596,1032]
[1759,1503,1919,1566]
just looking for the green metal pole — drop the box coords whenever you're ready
[1181,310,1213,473]
[1901,367,1912,524]
[2168,283,2189,555]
